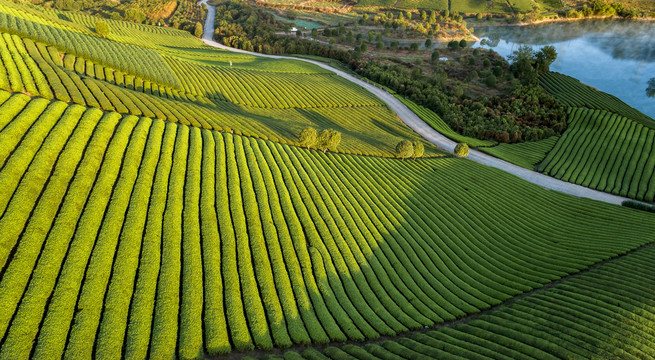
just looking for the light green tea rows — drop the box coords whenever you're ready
[540,72,655,128]
[479,136,559,169]
[256,244,655,359]
[538,107,655,201]
[0,97,653,359]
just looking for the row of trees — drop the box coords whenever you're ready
[395,140,424,160]
[299,127,341,152]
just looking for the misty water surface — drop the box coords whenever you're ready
[474,20,655,118]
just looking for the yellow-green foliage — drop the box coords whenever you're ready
[395,139,414,159]
[95,119,165,360]
[124,122,177,360]
[0,101,654,359]
[454,142,469,158]
[150,124,188,359]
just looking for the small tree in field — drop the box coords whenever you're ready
[194,22,203,37]
[318,129,341,152]
[454,143,469,158]
[412,141,424,159]
[299,127,318,149]
[96,21,110,38]
[395,140,414,160]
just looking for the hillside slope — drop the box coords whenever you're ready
[0,93,653,359]
[250,243,655,359]
[0,1,654,359]
[0,0,433,157]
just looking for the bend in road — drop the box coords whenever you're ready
[199,0,631,206]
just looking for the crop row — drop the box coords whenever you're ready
[166,57,384,109]
[37,5,204,51]
[1,29,427,157]
[0,32,52,97]
[0,95,653,358]
[257,244,655,359]
[540,72,655,128]
[0,0,180,87]
[57,48,211,106]
[396,95,496,147]
[479,136,560,170]
[18,36,237,130]
[538,107,655,201]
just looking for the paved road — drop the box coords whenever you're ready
[199,0,631,206]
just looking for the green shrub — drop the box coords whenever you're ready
[96,21,110,38]
[412,141,424,159]
[454,143,469,158]
[318,129,341,152]
[299,127,318,149]
[621,200,655,213]
[395,140,414,160]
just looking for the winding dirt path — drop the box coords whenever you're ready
[199,0,631,206]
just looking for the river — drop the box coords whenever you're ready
[473,19,655,119]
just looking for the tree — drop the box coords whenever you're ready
[318,129,341,152]
[96,21,110,38]
[454,143,469,158]
[429,10,437,24]
[508,45,537,83]
[311,28,318,38]
[410,43,419,52]
[194,22,203,37]
[412,141,424,159]
[296,29,302,37]
[395,140,414,160]
[425,38,432,48]
[299,127,318,149]
[535,45,557,72]
[448,40,459,50]
[459,39,467,48]
[431,49,440,62]
[485,74,497,87]
[647,78,655,98]
[376,41,384,50]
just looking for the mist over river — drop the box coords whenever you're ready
[473,20,655,118]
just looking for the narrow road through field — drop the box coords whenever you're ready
[199,0,630,206]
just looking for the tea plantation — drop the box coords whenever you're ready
[0,1,653,359]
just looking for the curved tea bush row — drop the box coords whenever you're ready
[0,32,51,98]
[261,244,655,359]
[538,107,655,201]
[0,0,179,87]
[0,98,654,358]
[540,72,655,129]
[2,28,426,157]
[36,6,205,51]
[56,47,214,106]
[479,136,559,170]
[396,95,496,147]
[166,57,384,109]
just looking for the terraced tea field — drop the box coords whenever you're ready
[253,244,655,359]
[0,0,654,359]
[538,107,655,201]
[0,0,433,157]
[1,94,653,359]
